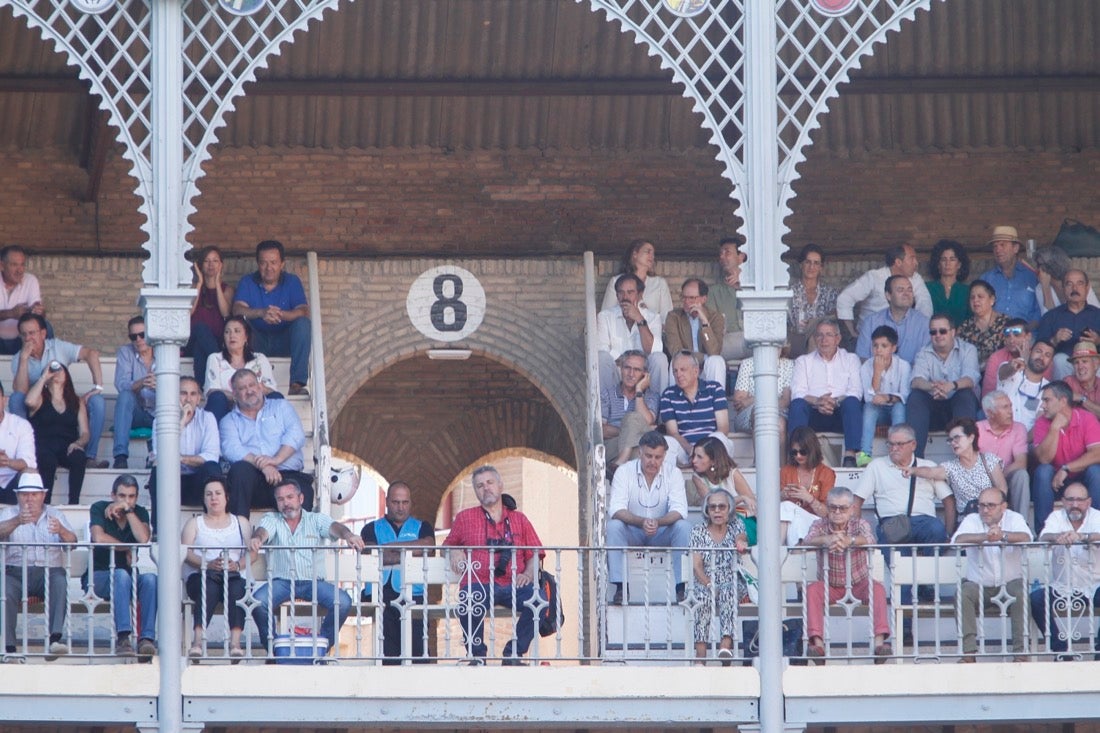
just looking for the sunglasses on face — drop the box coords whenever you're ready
[129,332,146,341]
[789,447,807,457]
[1003,327,1025,336]
[929,328,951,336]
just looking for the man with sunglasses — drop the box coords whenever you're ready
[908,314,980,457]
[111,316,155,470]
[444,465,545,665]
[10,312,107,468]
[997,339,1054,434]
[1030,481,1100,660]
[951,487,1032,663]
[1032,380,1100,532]
[983,319,1051,397]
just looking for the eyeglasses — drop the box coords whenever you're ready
[826,504,852,512]
[1003,327,1025,336]
[620,365,645,373]
[789,447,808,457]
[1064,496,1091,503]
[886,439,914,448]
[129,332,146,341]
[929,328,951,336]
[947,433,967,443]
[706,503,730,511]
[977,502,1003,510]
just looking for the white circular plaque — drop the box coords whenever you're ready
[218,0,265,16]
[662,0,708,18]
[406,266,486,343]
[69,0,115,14]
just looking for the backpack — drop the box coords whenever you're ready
[538,570,564,637]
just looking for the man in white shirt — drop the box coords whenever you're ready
[789,317,864,467]
[0,246,48,356]
[596,273,668,397]
[0,380,36,505]
[997,339,1053,434]
[606,430,691,604]
[1030,482,1100,659]
[837,243,933,343]
[951,487,1033,662]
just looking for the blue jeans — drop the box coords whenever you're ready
[251,318,311,387]
[861,400,906,454]
[605,518,692,584]
[1030,585,1100,653]
[1032,463,1100,534]
[112,389,154,459]
[457,580,541,659]
[91,569,157,639]
[788,395,862,452]
[876,514,948,606]
[10,390,105,461]
[252,578,352,652]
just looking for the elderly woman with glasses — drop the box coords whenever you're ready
[800,486,891,664]
[691,488,749,664]
[903,417,1007,519]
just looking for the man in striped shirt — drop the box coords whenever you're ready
[658,350,733,469]
[248,478,364,656]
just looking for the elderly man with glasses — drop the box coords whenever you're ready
[951,487,1032,663]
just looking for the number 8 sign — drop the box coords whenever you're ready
[406,266,486,342]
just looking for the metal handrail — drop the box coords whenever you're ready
[305,251,333,515]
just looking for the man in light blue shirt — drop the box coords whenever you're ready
[247,478,364,654]
[908,314,981,457]
[855,275,931,364]
[220,368,310,516]
[978,225,1040,324]
[112,316,156,469]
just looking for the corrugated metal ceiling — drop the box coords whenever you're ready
[0,0,1098,153]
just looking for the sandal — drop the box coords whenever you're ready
[229,646,245,659]
[188,644,203,658]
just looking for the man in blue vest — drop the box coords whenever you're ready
[360,481,435,664]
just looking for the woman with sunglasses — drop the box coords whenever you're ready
[926,239,972,328]
[779,426,835,518]
[957,280,1010,372]
[902,417,1007,518]
[690,436,757,541]
[600,239,674,320]
[691,487,749,665]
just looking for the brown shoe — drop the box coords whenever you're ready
[958,655,976,663]
[874,644,891,664]
[1013,654,1029,663]
[86,457,109,469]
[289,383,309,396]
[806,645,825,665]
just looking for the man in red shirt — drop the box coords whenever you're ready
[1032,381,1100,531]
[443,465,545,665]
[1066,341,1100,420]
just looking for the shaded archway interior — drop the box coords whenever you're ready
[330,354,575,521]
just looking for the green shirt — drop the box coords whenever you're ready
[709,282,742,331]
[259,509,339,581]
[89,500,150,573]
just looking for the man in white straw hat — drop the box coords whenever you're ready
[978,225,1040,324]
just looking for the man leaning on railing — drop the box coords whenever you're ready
[1030,481,1100,660]
[1,472,76,660]
[951,487,1032,663]
[247,477,364,658]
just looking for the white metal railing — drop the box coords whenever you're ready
[6,541,1100,665]
[305,251,333,515]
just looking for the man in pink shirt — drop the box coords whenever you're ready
[1065,341,1100,420]
[0,246,48,355]
[1032,381,1100,531]
[977,390,1030,516]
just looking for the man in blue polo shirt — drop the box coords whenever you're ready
[232,240,311,395]
[359,481,435,664]
[1034,269,1100,380]
[658,350,732,469]
[855,275,930,364]
[979,225,1040,324]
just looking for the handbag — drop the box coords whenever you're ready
[878,472,917,544]
[958,453,995,518]
[1052,219,1100,258]
[742,618,805,664]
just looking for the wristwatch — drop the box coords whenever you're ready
[638,319,648,328]
[91,384,103,391]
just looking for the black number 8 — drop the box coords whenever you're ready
[430,274,467,332]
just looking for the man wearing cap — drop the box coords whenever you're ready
[0,473,77,659]
[87,474,158,658]
[837,243,933,344]
[0,380,36,506]
[1066,341,1100,419]
[978,226,1040,324]
[1034,269,1100,379]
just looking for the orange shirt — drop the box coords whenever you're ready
[779,463,836,511]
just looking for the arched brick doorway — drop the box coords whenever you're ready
[330,353,575,527]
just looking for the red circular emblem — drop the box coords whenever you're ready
[810,0,858,16]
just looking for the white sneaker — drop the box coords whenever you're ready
[45,641,69,660]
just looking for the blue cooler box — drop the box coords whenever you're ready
[272,633,329,664]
